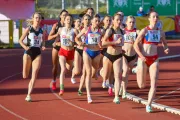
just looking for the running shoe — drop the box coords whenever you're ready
[108,87,113,96]
[59,90,64,96]
[71,78,76,84]
[122,92,127,99]
[25,95,32,102]
[52,81,56,90]
[87,96,92,104]
[132,67,137,74]
[146,105,153,113]
[102,81,108,88]
[113,97,120,104]
[78,90,83,96]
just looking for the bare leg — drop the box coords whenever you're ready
[52,48,59,81]
[147,60,159,106]
[27,55,41,97]
[23,54,31,79]
[136,58,148,89]
[113,58,122,104]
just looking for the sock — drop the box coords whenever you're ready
[60,84,64,90]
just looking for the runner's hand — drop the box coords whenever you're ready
[42,46,46,51]
[164,48,169,54]
[115,37,122,45]
[25,46,30,51]
[140,56,146,61]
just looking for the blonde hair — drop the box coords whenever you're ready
[26,12,41,26]
[126,15,135,22]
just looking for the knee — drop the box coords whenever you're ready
[61,68,66,74]
[86,69,91,76]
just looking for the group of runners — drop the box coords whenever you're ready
[18,7,169,113]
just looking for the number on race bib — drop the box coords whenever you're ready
[88,33,100,45]
[147,30,160,42]
[34,40,39,45]
[124,32,136,43]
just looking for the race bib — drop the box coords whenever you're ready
[87,33,100,45]
[29,33,42,47]
[147,30,160,42]
[124,32,136,43]
[113,34,124,46]
[61,35,73,46]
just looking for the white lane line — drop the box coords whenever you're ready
[50,82,114,120]
[0,72,22,84]
[0,104,28,120]
[126,93,180,115]
[0,72,28,120]
[154,87,180,101]
[159,54,180,60]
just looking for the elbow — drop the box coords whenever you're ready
[101,41,106,47]
[47,36,51,40]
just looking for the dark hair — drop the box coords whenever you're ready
[64,14,74,26]
[81,14,91,27]
[92,14,100,19]
[148,11,158,17]
[58,9,68,22]
[79,8,95,18]
[113,13,123,20]
[72,18,81,28]
[150,5,154,8]
[99,15,111,28]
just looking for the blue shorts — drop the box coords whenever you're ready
[85,48,100,59]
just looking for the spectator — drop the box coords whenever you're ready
[137,7,145,16]
[146,5,155,16]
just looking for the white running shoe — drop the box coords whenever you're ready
[146,105,153,113]
[87,96,92,104]
[122,92,127,99]
[132,67,137,74]
[25,95,32,102]
[102,81,108,88]
[71,78,76,84]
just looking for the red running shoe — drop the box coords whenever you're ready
[59,90,64,96]
[108,87,113,96]
[52,81,56,90]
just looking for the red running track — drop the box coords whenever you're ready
[0,40,180,120]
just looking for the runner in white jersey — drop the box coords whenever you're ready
[57,15,78,96]
[19,12,46,102]
[120,16,140,99]
[48,9,68,90]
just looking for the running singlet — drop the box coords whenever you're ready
[60,27,75,47]
[146,30,160,43]
[142,26,161,45]
[124,28,136,43]
[109,28,124,46]
[27,26,43,47]
[113,34,124,46]
[85,26,101,45]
